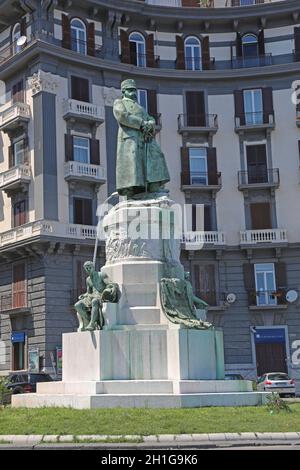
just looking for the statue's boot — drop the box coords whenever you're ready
[85,322,98,331]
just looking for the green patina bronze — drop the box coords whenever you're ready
[74,261,120,332]
[113,79,170,198]
[160,272,212,329]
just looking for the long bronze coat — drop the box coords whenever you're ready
[113,97,170,194]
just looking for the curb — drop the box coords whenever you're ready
[1,432,300,446]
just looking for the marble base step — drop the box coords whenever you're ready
[12,391,268,409]
[36,379,254,395]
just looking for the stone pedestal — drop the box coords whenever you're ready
[12,196,268,409]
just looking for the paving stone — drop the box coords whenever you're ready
[284,432,300,440]
[143,435,158,442]
[224,433,243,440]
[59,435,74,442]
[191,434,210,441]
[238,433,257,440]
[42,435,59,442]
[208,433,226,441]
[255,433,274,440]
[174,434,194,441]
[158,434,175,442]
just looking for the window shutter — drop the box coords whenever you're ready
[275,262,287,304]
[236,32,242,58]
[231,0,240,5]
[207,147,218,185]
[20,17,26,37]
[192,204,196,232]
[186,91,205,126]
[12,81,23,104]
[120,29,130,64]
[23,136,29,164]
[83,199,93,226]
[176,35,185,70]
[12,263,26,309]
[250,203,271,230]
[181,147,190,185]
[202,36,211,70]
[195,264,216,306]
[87,21,95,56]
[262,87,273,124]
[146,34,155,68]
[90,139,100,165]
[182,0,200,5]
[243,264,255,305]
[147,90,158,121]
[204,205,212,232]
[8,145,14,168]
[71,76,89,102]
[62,14,71,50]
[294,27,300,61]
[234,90,245,126]
[74,199,83,225]
[258,29,265,56]
[65,134,73,162]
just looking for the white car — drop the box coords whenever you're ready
[257,372,295,397]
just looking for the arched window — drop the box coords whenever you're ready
[242,34,259,59]
[12,23,21,54]
[71,18,87,55]
[184,36,202,71]
[129,32,146,67]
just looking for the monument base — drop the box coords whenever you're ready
[12,331,268,409]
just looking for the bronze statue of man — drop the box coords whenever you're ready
[113,79,170,198]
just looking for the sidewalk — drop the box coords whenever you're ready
[1,432,300,448]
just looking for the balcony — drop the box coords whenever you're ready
[231,54,273,69]
[238,168,279,191]
[178,114,218,137]
[64,161,106,185]
[181,171,222,192]
[120,52,160,68]
[62,99,104,124]
[175,57,215,71]
[247,289,288,310]
[235,112,275,133]
[240,229,288,246]
[0,220,97,249]
[0,165,31,195]
[182,231,226,249]
[0,102,30,132]
[296,108,300,128]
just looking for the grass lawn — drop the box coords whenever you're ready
[0,404,299,436]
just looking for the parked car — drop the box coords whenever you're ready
[224,373,244,380]
[257,372,295,397]
[4,372,53,397]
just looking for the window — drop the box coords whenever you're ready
[250,203,271,230]
[242,34,259,64]
[12,342,25,370]
[137,89,148,111]
[243,89,263,125]
[246,144,268,184]
[13,140,26,166]
[12,80,24,103]
[255,263,277,306]
[12,23,21,54]
[71,76,89,102]
[73,198,93,225]
[12,263,26,309]
[13,200,27,228]
[73,137,90,164]
[193,264,216,306]
[71,18,87,54]
[129,32,146,67]
[184,36,202,71]
[189,148,207,185]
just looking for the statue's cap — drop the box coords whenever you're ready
[121,79,137,91]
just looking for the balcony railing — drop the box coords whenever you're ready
[182,171,222,188]
[0,292,28,312]
[69,38,102,58]
[0,165,31,191]
[178,113,218,132]
[120,52,160,68]
[0,220,97,248]
[235,112,275,129]
[63,99,104,122]
[231,54,272,69]
[240,229,288,245]
[0,37,32,65]
[175,57,215,70]
[247,289,287,307]
[238,168,279,188]
[0,102,30,130]
[182,231,226,246]
[64,161,105,183]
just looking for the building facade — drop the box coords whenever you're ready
[0,0,300,388]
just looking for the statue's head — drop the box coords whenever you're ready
[184,271,191,281]
[121,79,137,102]
[83,261,95,274]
